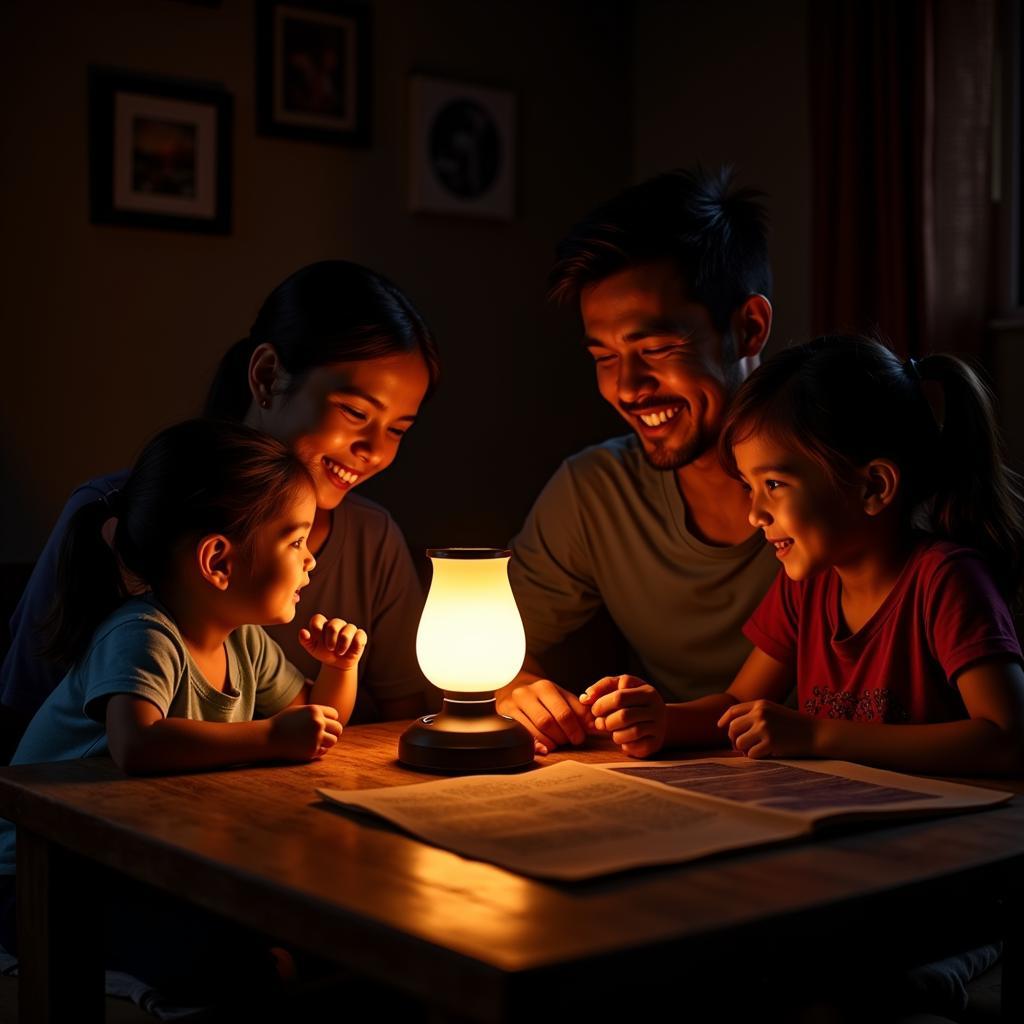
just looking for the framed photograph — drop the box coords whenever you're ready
[256,0,371,146]
[409,75,516,221]
[88,68,232,234]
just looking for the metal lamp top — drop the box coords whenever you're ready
[426,548,511,559]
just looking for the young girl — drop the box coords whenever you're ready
[0,418,367,999]
[582,335,1024,777]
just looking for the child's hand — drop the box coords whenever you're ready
[269,704,343,761]
[580,675,666,758]
[717,700,815,759]
[299,614,367,671]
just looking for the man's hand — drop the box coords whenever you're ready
[497,679,595,754]
[717,700,816,759]
[582,675,666,758]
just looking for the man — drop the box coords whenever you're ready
[497,167,778,752]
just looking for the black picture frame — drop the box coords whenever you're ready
[408,74,516,221]
[255,0,372,146]
[88,67,233,235]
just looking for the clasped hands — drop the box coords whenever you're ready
[501,675,814,759]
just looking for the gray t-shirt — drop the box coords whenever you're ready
[0,595,305,874]
[1,473,427,722]
[509,435,780,702]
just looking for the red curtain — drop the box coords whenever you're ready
[809,0,995,357]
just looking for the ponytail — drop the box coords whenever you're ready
[919,354,1024,601]
[204,337,259,419]
[43,496,131,669]
[45,420,315,669]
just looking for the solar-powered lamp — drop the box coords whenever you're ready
[399,548,534,772]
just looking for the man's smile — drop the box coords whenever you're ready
[638,406,681,427]
[621,398,688,438]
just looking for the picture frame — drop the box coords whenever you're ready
[88,67,233,234]
[408,74,516,221]
[256,0,371,146]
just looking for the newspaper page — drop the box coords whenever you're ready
[318,758,1011,881]
[320,760,803,880]
[604,758,1012,826]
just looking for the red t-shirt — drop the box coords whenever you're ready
[743,538,1021,724]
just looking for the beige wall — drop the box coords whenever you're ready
[0,0,629,563]
[632,0,812,354]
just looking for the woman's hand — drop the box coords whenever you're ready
[299,614,367,671]
[717,700,816,759]
[269,704,343,761]
[581,675,667,758]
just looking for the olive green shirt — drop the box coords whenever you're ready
[509,435,780,701]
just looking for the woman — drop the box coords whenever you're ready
[1,260,440,733]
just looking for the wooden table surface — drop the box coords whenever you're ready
[1,721,1022,1022]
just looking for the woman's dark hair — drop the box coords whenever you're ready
[719,335,1024,601]
[205,260,440,419]
[548,166,772,333]
[45,420,315,668]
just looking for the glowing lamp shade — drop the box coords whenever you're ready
[399,548,534,772]
[416,555,526,692]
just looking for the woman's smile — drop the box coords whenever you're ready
[321,455,361,489]
[261,353,431,510]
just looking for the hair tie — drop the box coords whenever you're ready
[903,356,944,437]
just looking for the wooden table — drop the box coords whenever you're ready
[1,721,1022,1023]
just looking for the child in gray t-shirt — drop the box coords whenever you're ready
[0,419,368,1003]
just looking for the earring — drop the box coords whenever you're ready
[261,396,271,409]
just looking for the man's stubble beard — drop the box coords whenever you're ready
[638,357,744,471]
[639,427,713,471]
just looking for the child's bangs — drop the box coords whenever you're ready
[719,394,803,479]
[231,459,317,551]
[721,392,856,495]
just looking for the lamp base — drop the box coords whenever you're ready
[399,694,534,773]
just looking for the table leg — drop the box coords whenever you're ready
[16,829,103,1024]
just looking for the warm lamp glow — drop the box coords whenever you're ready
[399,548,534,772]
[416,553,525,692]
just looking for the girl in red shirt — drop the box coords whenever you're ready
[584,335,1024,776]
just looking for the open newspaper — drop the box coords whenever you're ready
[318,758,1012,881]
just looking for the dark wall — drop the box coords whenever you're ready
[0,0,629,563]
[633,0,811,354]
